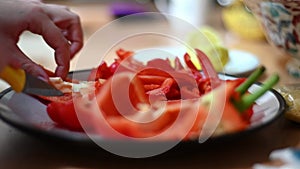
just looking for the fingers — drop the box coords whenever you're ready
[0,2,83,79]
[27,4,83,78]
[27,9,71,79]
[66,22,84,58]
[22,62,49,82]
[43,4,83,59]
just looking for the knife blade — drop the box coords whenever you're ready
[0,66,63,96]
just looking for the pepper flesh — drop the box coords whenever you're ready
[42,48,278,140]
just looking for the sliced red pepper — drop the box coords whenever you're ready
[174,57,184,70]
[42,48,279,141]
[47,99,83,131]
[116,48,134,60]
[195,49,220,81]
[187,79,250,139]
[138,68,172,77]
[102,99,197,139]
[146,78,174,96]
[88,62,112,80]
[184,53,198,72]
[146,58,174,72]
[96,72,148,117]
[143,84,161,91]
[138,75,168,84]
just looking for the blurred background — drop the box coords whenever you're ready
[1,0,269,90]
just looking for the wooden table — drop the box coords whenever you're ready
[0,1,300,169]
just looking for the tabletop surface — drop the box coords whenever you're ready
[1,1,300,169]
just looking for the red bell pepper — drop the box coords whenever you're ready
[43,48,279,141]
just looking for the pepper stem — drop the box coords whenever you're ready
[234,74,279,112]
[235,66,265,95]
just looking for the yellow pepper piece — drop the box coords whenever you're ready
[0,66,26,93]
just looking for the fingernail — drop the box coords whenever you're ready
[37,76,49,82]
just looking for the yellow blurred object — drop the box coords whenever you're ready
[205,46,229,71]
[222,1,265,40]
[0,66,26,93]
[186,27,229,72]
[275,84,300,123]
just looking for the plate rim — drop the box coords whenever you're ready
[0,70,287,145]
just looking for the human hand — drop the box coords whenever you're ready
[0,0,83,80]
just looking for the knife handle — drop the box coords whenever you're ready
[0,66,26,93]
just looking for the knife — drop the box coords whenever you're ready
[0,66,63,96]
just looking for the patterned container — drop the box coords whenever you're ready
[244,0,300,77]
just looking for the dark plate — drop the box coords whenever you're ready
[0,70,286,150]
